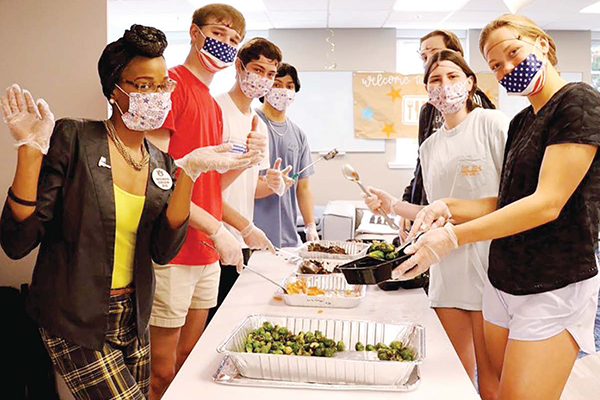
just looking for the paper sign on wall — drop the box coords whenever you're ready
[352,72,499,140]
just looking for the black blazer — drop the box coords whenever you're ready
[1,119,188,350]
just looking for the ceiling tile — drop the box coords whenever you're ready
[263,0,328,11]
[328,11,391,27]
[329,0,396,11]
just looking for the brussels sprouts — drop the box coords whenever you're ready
[389,341,403,350]
[355,342,365,351]
[324,347,336,357]
[262,321,273,331]
[368,250,385,260]
[336,341,346,352]
[365,344,376,351]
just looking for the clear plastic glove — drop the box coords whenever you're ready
[209,223,244,273]
[362,187,397,216]
[304,222,319,242]
[398,216,412,243]
[240,222,276,254]
[1,84,55,154]
[392,223,458,280]
[406,200,452,242]
[175,143,260,181]
[266,158,293,197]
[246,115,267,154]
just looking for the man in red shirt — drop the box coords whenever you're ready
[146,4,270,399]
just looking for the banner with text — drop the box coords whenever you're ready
[352,72,498,139]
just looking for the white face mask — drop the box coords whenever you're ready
[265,88,295,111]
[114,85,171,131]
[239,63,274,99]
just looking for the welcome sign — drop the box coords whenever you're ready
[352,72,498,140]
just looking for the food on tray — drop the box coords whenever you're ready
[307,243,347,254]
[242,321,346,357]
[285,278,326,296]
[353,340,416,361]
[367,240,399,260]
[299,260,342,275]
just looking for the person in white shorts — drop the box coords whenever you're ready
[364,50,508,400]
[396,14,600,400]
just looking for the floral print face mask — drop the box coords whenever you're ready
[427,79,470,115]
[239,63,274,99]
[265,88,295,111]
[114,85,171,131]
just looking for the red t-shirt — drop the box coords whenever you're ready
[163,65,222,265]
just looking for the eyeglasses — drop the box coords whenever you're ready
[121,78,177,93]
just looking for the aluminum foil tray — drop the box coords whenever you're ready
[298,241,370,261]
[213,355,421,392]
[216,315,425,386]
[293,259,345,277]
[277,275,365,308]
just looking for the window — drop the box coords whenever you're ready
[592,41,600,91]
[391,31,467,169]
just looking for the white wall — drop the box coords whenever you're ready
[468,29,592,82]
[268,28,415,206]
[0,0,107,287]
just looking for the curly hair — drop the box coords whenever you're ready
[98,24,168,99]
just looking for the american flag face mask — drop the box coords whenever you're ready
[499,39,547,97]
[196,29,238,73]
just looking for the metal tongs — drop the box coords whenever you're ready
[291,148,339,180]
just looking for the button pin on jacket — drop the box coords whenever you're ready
[98,156,111,169]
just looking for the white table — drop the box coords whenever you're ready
[162,251,481,399]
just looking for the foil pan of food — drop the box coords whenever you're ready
[216,315,425,387]
[298,240,370,261]
[276,275,365,308]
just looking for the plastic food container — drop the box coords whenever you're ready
[277,275,365,308]
[337,253,412,285]
[377,273,429,291]
[216,315,425,386]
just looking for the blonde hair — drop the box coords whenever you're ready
[479,13,558,66]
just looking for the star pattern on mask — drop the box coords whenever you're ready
[204,36,237,63]
[500,54,543,93]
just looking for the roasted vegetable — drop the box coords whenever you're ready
[241,321,345,358]
[368,250,385,260]
[354,340,416,362]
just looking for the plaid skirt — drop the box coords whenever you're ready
[40,293,150,400]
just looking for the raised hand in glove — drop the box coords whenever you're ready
[1,84,55,154]
[392,223,458,280]
[266,158,293,196]
[246,115,267,154]
[241,222,276,254]
[175,143,260,181]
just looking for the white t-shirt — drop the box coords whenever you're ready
[420,107,509,310]
[216,93,270,245]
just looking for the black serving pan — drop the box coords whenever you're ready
[337,252,412,285]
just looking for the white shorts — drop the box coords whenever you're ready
[150,261,220,328]
[482,273,600,354]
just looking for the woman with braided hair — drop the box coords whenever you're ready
[0,24,257,400]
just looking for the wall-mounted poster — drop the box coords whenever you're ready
[353,72,427,139]
[353,72,499,140]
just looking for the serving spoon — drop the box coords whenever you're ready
[341,164,399,230]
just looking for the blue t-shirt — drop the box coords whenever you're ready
[254,109,315,248]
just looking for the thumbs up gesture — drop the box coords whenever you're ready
[266,158,293,197]
[246,115,267,155]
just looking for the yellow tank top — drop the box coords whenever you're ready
[111,184,145,289]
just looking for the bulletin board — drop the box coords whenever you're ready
[285,71,385,153]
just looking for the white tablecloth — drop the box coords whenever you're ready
[162,250,481,399]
